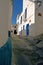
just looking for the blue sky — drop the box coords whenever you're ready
[12,0,23,24]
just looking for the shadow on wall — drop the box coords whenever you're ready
[0,38,12,65]
[37,62,43,65]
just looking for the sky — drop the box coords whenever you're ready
[12,0,23,24]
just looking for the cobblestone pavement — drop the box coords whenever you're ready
[11,35,43,65]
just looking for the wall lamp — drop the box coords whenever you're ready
[34,0,42,7]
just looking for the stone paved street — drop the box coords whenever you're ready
[11,35,43,65]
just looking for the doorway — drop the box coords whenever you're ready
[26,24,29,36]
[14,30,17,34]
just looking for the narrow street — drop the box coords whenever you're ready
[11,36,30,65]
[11,35,43,65]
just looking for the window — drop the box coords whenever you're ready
[20,16,22,24]
[25,8,27,19]
[23,25,25,30]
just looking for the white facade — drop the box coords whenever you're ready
[17,0,43,36]
[0,0,12,47]
[11,25,17,34]
[29,0,43,36]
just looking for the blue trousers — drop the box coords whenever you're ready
[0,38,12,65]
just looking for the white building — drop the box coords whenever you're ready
[11,24,17,35]
[0,0,13,47]
[16,0,43,36]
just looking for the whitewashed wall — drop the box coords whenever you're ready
[35,0,43,36]
[23,0,29,12]
[29,0,43,36]
[17,0,35,36]
[0,0,12,47]
[22,0,35,36]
